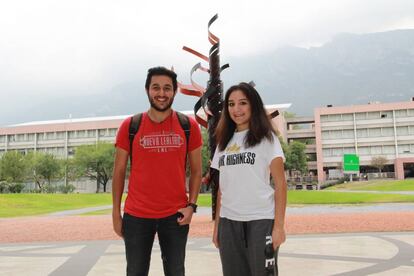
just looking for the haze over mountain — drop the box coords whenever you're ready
[3,29,414,126]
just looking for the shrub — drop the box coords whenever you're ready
[0,181,9,193]
[8,183,25,193]
[42,185,57,194]
[58,184,76,194]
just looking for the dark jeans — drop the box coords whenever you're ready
[122,212,189,276]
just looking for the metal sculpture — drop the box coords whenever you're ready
[179,14,279,219]
[179,14,228,219]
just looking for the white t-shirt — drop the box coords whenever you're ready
[211,130,285,221]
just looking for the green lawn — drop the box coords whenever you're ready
[288,191,414,204]
[0,194,114,218]
[3,191,414,218]
[326,179,414,191]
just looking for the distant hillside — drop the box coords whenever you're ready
[2,29,414,126]
[228,29,414,115]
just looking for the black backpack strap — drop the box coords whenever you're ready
[176,112,191,169]
[176,112,190,151]
[128,113,143,166]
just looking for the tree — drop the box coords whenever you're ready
[371,156,388,173]
[0,151,27,183]
[26,152,63,190]
[73,142,115,193]
[286,141,307,175]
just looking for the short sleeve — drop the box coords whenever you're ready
[115,117,132,152]
[187,116,203,152]
[265,133,285,165]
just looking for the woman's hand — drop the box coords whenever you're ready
[213,219,220,248]
[272,225,286,249]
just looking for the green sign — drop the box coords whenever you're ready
[343,154,360,172]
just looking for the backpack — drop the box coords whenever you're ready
[128,111,191,166]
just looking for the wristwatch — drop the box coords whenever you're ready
[187,203,198,213]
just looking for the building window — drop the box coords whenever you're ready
[332,148,343,156]
[343,147,356,154]
[320,115,329,122]
[395,109,408,117]
[398,144,410,154]
[46,132,55,140]
[322,149,332,157]
[407,109,414,117]
[396,126,409,135]
[77,130,86,138]
[382,146,395,154]
[37,133,45,141]
[371,146,382,154]
[368,128,381,137]
[381,127,394,137]
[99,129,108,137]
[355,112,367,120]
[68,131,76,139]
[328,114,341,121]
[342,130,354,138]
[0,135,5,143]
[358,147,370,155]
[108,128,117,137]
[87,130,96,138]
[357,129,368,138]
[341,114,353,121]
[56,132,65,139]
[367,112,380,120]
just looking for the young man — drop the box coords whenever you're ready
[112,66,202,276]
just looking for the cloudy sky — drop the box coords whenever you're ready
[1,0,414,125]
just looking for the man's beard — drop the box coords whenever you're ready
[148,96,174,112]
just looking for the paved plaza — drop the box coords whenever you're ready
[1,232,414,276]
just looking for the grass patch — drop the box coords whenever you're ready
[0,193,114,218]
[326,179,414,191]
[3,191,414,218]
[288,190,414,204]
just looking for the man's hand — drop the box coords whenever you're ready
[112,213,123,238]
[177,206,194,225]
[272,226,286,249]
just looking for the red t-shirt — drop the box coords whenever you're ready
[115,111,202,218]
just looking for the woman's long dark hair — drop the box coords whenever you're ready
[215,82,276,151]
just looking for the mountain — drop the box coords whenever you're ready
[228,29,414,115]
[2,29,414,126]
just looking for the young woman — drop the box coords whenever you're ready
[211,82,287,276]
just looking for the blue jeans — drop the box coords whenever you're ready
[122,212,189,276]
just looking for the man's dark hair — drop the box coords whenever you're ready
[215,82,276,151]
[145,66,178,92]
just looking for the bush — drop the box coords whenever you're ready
[8,183,25,193]
[58,184,76,194]
[42,185,57,193]
[0,181,9,193]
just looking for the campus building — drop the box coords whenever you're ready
[0,104,289,159]
[287,99,414,183]
[2,100,414,184]
[314,100,414,183]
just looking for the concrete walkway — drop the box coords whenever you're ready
[1,232,414,276]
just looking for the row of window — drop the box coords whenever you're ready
[323,144,414,157]
[321,109,414,122]
[322,126,414,140]
[0,147,76,158]
[0,128,118,143]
